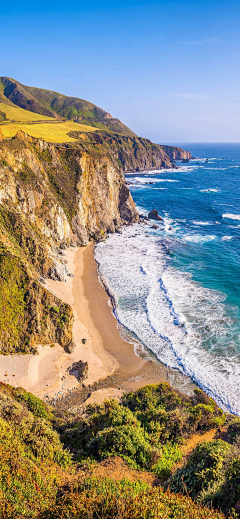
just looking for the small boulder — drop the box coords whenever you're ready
[82,338,87,344]
[65,340,76,354]
[148,209,163,221]
[151,224,159,229]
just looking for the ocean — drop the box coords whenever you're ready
[95,143,240,415]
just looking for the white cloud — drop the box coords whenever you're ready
[177,37,225,46]
[173,93,210,100]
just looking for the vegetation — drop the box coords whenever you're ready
[0,382,237,518]
[0,251,73,354]
[170,437,240,514]
[0,77,136,136]
[43,476,230,519]
[0,383,72,518]
[0,120,96,143]
[0,102,55,123]
[60,384,226,477]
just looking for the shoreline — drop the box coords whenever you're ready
[0,244,195,405]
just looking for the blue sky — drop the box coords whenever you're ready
[1,0,240,142]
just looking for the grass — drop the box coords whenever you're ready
[0,102,55,123]
[0,120,97,143]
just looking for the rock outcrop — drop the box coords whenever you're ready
[161,145,192,161]
[68,131,175,172]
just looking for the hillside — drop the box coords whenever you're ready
[0,77,136,136]
[0,380,237,518]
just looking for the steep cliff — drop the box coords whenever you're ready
[161,145,192,161]
[67,131,174,172]
[0,131,138,353]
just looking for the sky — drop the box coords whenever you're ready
[1,0,240,142]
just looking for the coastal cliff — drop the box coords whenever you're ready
[0,131,138,353]
[0,78,192,354]
[68,131,175,171]
[161,145,192,161]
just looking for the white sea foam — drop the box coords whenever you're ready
[184,234,216,243]
[127,177,179,185]
[223,214,240,221]
[95,225,240,415]
[200,188,219,193]
[192,221,214,226]
[221,236,233,241]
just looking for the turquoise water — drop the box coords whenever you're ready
[95,144,240,414]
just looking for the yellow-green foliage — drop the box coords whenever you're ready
[44,476,230,519]
[62,385,226,477]
[0,383,72,518]
[0,254,28,351]
[0,120,97,143]
[0,102,55,122]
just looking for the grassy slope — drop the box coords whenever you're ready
[0,120,97,143]
[0,77,136,137]
[0,381,233,519]
[0,102,55,122]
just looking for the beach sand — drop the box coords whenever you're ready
[0,245,193,404]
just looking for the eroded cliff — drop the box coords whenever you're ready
[0,131,138,353]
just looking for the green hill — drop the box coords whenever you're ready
[0,77,136,136]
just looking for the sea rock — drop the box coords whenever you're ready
[151,224,159,229]
[148,209,163,221]
[139,214,150,221]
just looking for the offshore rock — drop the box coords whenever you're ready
[148,209,163,221]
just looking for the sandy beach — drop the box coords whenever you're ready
[0,244,193,404]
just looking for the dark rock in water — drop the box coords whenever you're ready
[151,224,159,229]
[68,360,89,382]
[115,229,122,234]
[82,338,87,344]
[139,214,150,221]
[169,226,172,230]
[181,158,190,163]
[65,340,76,353]
[148,209,163,221]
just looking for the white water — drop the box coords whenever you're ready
[95,223,240,414]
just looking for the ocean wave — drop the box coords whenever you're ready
[221,236,233,241]
[184,234,216,243]
[192,221,214,226]
[200,188,219,193]
[223,214,240,221]
[127,177,179,185]
[95,225,240,415]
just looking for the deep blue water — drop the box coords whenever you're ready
[95,144,240,414]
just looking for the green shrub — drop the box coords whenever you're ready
[153,444,182,479]
[12,387,53,419]
[169,439,240,513]
[43,476,231,519]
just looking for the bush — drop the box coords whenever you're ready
[169,439,240,513]
[43,476,231,519]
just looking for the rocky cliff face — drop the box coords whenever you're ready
[161,145,192,161]
[68,131,174,172]
[0,131,138,353]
